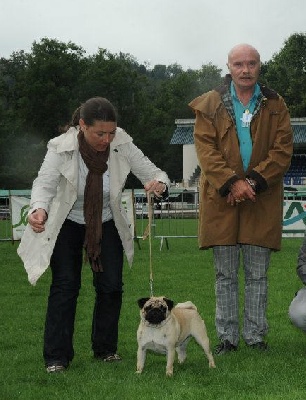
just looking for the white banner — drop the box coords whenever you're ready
[10,196,306,240]
[11,196,30,240]
[282,199,306,237]
[10,192,135,240]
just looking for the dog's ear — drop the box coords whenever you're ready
[137,297,150,309]
[164,298,174,311]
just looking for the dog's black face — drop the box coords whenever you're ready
[137,297,174,325]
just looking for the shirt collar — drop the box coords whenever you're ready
[230,81,261,103]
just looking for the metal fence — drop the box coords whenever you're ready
[0,189,199,245]
[134,190,198,249]
[0,197,11,241]
[1,189,306,245]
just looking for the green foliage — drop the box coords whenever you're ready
[0,38,224,189]
[18,38,86,138]
[1,237,306,400]
[0,112,46,189]
[261,32,306,117]
[77,49,147,127]
[0,133,46,189]
[133,63,222,182]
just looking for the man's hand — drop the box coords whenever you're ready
[230,179,256,204]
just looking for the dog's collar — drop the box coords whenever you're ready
[141,313,171,328]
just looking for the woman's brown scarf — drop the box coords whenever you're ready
[78,130,110,272]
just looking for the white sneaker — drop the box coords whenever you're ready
[46,364,66,373]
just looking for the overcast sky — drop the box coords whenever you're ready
[1,0,305,74]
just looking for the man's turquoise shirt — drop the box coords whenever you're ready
[231,81,261,171]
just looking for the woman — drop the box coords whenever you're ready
[18,97,170,372]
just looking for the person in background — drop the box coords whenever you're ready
[289,233,306,333]
[18,97,170,372]
[189,44,293,355]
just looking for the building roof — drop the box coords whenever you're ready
[170,124,193,145]
[170,120,306,145]
[294,125,306,144]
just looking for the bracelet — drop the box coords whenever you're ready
[157,181,167,193]
[245,177,256,190]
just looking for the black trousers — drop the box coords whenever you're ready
[43,219,123,367]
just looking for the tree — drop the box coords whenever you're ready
[133,63,223,182]
[0,51,32,188]
[0,39,222,188]
[0,133,46,189]
[262,33,306,117]
[196,63,223,94]
[77,49,148,132]
[0,39,86,188]
[0,51,28,113]
[18,38,86,139]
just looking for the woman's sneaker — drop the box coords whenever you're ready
[46,363,67,373]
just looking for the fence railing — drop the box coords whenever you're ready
[1,189,306,245]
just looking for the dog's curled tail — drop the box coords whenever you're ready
[175,301,197,311]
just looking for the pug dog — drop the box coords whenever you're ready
[136,296,216,376]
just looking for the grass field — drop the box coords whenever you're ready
[1,233,306,400]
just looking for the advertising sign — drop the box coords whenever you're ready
[10,193,135,240]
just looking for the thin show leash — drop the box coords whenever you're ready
[143,192,154,297]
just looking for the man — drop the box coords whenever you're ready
[189,44,293,354]
[289,234,306,333]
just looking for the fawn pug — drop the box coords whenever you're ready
[136,296,216,377]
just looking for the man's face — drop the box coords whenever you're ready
[227,45,261,91]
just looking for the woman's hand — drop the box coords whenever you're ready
[144,180,167,197]
[28,208,48,233]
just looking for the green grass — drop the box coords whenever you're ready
[1,236,306,400]
[0,218,12,240]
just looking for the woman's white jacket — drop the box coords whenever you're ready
[17,127,169,285]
